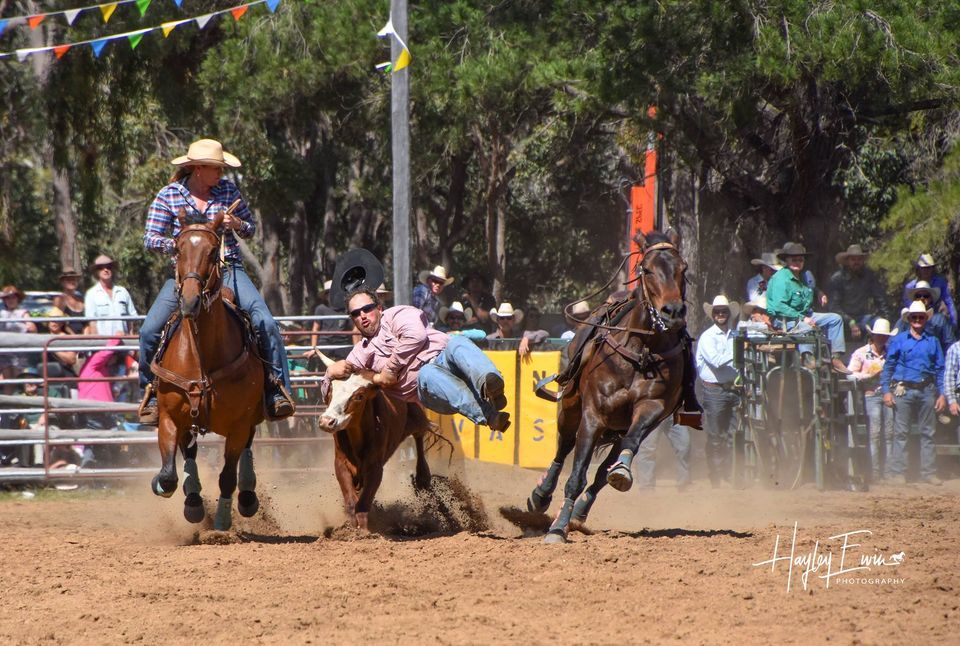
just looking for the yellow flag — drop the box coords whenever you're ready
[161,21,181,37]
[100,3,117,23]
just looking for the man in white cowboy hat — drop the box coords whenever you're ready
[413,265,454,327]
[324,285,512,431]
[902,252,956,327]
[84,253,138,337]
[826,244,888,341]
[437,301,484,340]
[896,280,955,353]
[695,295,741,487]
[880,300,946,485]
[137,138,294,424]
[847,318,898,481]
[486,302,522,340]
[745,252,782,303]
[766,241,850,373]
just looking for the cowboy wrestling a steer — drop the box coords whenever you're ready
[323,286,512,432]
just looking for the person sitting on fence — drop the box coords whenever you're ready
[53,269,87,334]
[774,242,827,307]
[323,286,512,431]
[486,302,522,342]
[847,318,897,481]
[902,253,956,329]
[0,285,38,385]
[437,301,485,341]
[881,300,946,486]
[827,244,889,342]
[745,252,782,303]
[737,295,776,337]
[896,281,956,353]
[765,242,850,374]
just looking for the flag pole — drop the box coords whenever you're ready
[390,0,411,305]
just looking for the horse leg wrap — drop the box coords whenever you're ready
[182,459,202,496]
[152,474,177,498]
[571,491,596,524]
[544,498,575,543]
[606,449,635,492]
[527,461,562,513]
[213,497,233,531]
[238,448,256,492]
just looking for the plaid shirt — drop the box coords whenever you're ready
[945,341,960,405]
[143,178,255,263]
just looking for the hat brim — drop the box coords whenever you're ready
[420,270,454,287]
[491,309,524,325]
[0,290,24,300]
[902,308,934,323]
[865,326,898,336]
[907,286,941,302]
[703,302,740,319]
[330,248,385,311]
[171,151,242,168]
[835,251,868,264]
[741,303,766,317]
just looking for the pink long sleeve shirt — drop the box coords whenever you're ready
[346,306,449,401]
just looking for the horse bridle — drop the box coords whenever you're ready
[175,224,224,312]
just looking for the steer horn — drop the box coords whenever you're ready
[316,349,336,368]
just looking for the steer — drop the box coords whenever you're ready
[318,358,433,531]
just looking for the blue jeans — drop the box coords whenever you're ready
[139,265,290,392]
[889,384,936,478]
[788,312,846,354]
[417,336,502,424]
[864,392,894,478]
[701,382,740,483]
[635,419,691,489]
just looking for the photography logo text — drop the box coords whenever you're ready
[753,522,906,592]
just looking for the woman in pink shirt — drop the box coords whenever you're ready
[847,318,897,481]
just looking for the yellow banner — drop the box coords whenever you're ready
[477,351,517,465]
[425,410,476,463]
[517,352,560,469]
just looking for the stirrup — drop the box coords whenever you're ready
[138,384,158,426]
[264,383,296,421]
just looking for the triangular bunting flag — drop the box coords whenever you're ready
[27,15,45,30]
[161,21,182,37]
[16,49,33,62]
[377,18,394,38]
[231,6,248,21]
[90,39,108,58]
[195,13,214,29]
[100,3,117,23]
[266,0,281,13]
[54,45,71,60]
[128,33,144,49]
[64,9,82,26]
[135,0,152,18]
[393,46,411,72]
[173,0,183,7]
[0,19,8,36]
[375,61,392,73]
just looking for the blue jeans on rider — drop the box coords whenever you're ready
[138,264,291,393]
[634,419,691,490]
[889,383,936,479]
[417,336,502,425]
[783,312,846,355]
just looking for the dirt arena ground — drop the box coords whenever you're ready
[2,443,958,645]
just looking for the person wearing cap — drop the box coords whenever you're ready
[53,269,86,334]
[745,253,782,303]
[324,286,512,432]
[847,318,898,481]
[695,295,741,487]
[826,244,889,341]
[902,253,956,328]
[138,138,293,423]
[412,265,453,327]
[880,301,946,485]
[766,242,850,373]
[84,254,138,337]
[895,281,955,353]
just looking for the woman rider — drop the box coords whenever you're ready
[137,139,294,424]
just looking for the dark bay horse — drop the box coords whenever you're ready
[528,229,690,543]
[150,212,266,531]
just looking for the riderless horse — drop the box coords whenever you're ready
[528,229,690,543]
[149,211,266,531]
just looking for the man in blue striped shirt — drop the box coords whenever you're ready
[138,139,293,423]
[880,300,946,485]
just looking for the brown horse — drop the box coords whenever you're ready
[150,212,266,531]
[527,229,690,543]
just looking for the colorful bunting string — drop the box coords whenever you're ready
[376,16,411,74]
[1,0,280,62]
[2,0,158,36]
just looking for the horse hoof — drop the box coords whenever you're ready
[238,490,259,518]
[184,494,205,524]
[543,531,567,544]
[152,475,176,499]
[526,491,552,513]
[606,465,633,492]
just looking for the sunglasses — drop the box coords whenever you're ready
[96,264,114,271]
[914,293,931,300]
[908,315,927,322]
[349,302,378,318]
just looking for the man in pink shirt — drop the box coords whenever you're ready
[325,287,511,431]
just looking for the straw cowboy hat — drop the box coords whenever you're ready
[741,295,767,318]
[776,242,811,259]
[418,265,455,287]
[0,285,25,300]
[901,300,933,323]
[865,318,898,337]
[835,244,869,265]
[750,252,783,271]
[906,280,941,303]
[570,301,591,320]
[702,295,740,319]
[491,302,524,325]
[89,254,116,271]
[171,139,241,168]
[915,253,936,268]
[439,301,473,324]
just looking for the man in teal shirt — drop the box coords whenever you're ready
[766,242,850,373]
